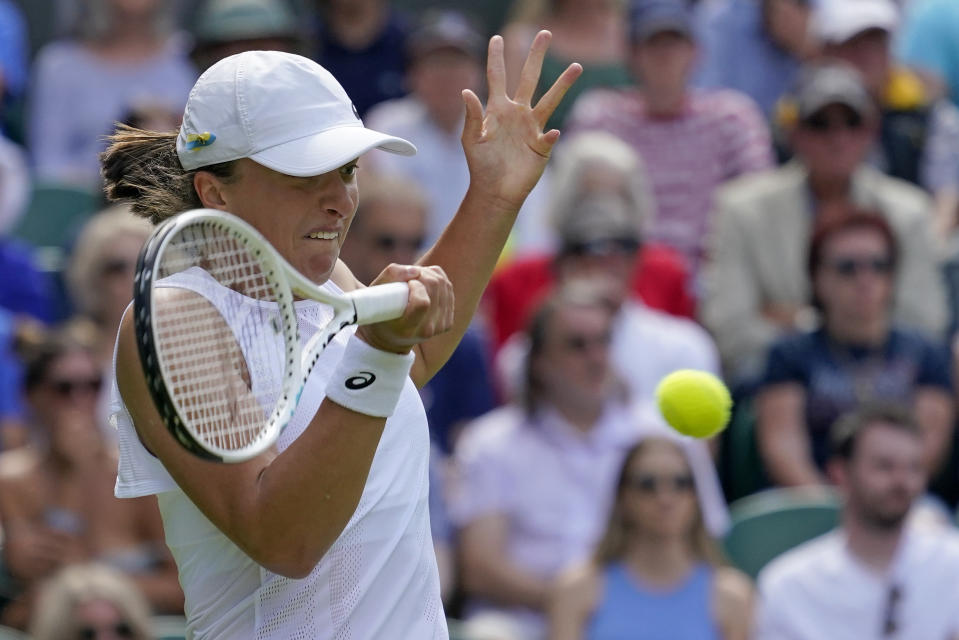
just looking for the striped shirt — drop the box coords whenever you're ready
[566,88,773,275]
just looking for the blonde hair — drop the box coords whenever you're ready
[100,125,237,224]
[593,437,725,567]
[67,204,153,320]
[354,171,429,224]
[76,0,175,42]
[29,563,153,640]
[549,132,656,239]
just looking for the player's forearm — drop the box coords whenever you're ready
[245,401,387,578]
[413,186,521,383]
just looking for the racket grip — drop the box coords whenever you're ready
[352,282,410,325]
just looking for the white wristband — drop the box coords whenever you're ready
[324,336,415,418]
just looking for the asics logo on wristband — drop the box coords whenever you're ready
[345,372,376,389]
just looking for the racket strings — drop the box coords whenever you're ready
[153,223,287,453]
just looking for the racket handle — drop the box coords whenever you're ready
[352,282,410,325]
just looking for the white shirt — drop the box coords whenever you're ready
[113,273,446,639]
[757,527,959,640]
[364,96,552,254]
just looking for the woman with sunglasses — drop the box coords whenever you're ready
[548,435,753,640]
[0,323,182,630]
[755,209,954,487]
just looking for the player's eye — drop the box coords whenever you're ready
[340,162,359,178]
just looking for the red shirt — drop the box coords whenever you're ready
[483,245,696,351]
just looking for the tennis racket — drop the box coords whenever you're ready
[132,208,410,463]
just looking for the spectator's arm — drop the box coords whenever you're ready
[459,513,552,610]
[755,383,826,487]
[547,564,600,640]
[130,495,184,614]
[712,567,755,640]
[893,197,949,336]
[914,387,954,477]
[700,194,780,381]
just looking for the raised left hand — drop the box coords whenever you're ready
[461,31,582,212]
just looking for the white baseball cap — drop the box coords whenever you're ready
[813,0,898,45]
[176,50,416,176]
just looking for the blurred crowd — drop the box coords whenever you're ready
[3,0,959,638]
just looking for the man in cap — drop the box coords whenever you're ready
[566,0,773,284]
[812,0,959,244]
[701,62,946,385]
[366,10,548,248]
[191,0,303,72]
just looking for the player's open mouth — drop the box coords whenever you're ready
[306,231,338,240]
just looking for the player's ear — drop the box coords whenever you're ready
[193,170,230,211]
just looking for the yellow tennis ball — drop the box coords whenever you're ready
[655,369,732,439]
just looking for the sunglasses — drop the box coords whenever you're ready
[372,233,424,253]
[564,237,640,258]
[77,621,134,640]
[559,331,612,353]
[882,584,901,636]
[827,256,893,277]
[99,258,135,277]
[44,376,103,398]
[803,110,865,132]
[624,473,695,494]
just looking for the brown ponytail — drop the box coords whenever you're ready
[100,124,237,225]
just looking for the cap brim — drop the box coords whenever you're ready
[249,125,416,177]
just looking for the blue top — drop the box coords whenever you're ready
[898,0,959,108]
[760,327,952,469]
[693,0,805,118]
[0,0,27,102]
[587,562,719,640]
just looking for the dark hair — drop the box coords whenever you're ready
[100,124,238,224]
[807,207,899,281]
[15,320,98,393]
[830,402,921,461]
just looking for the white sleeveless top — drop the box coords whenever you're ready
[112,271,447,639]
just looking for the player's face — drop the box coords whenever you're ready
[814,227,893,324]
[622,440,699,540]
[216,158,360,285]
[841,423,925,530]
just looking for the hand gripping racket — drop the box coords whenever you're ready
[132,209,410,463]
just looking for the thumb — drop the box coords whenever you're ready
[461,89,484,142]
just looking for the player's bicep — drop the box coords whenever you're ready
[115,307,277,557]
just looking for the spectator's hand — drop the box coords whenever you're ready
[762,303,813,330]
[461,31,581,213]
[6,527,84,580]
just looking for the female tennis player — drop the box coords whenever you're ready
[100,32,580,639]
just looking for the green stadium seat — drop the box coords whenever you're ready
[151,615,187,640]
[718,396,770,502]
[723,487,841,579]
[11,182,100,261]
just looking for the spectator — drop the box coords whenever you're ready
[29,563,154,640]
[494,189,719,413]
[0,323,182,630]
[566,0,774,281]
[549,435,753,640]
[485,131,694,356]
[701,62,946,385]
[365,10,549,250]
[28,0,196,187]
[190,0,303,73]
[429,444,455,605]
[696,0,816,118]
[0,131,55,325]
[897,0,959,109]
[338,171,495,453]
[501,0,633,132]
[313,0,409,118]
[65,206,152,443]
[812,0,959,243]
[451,285,727,639]
[756,403,959,639]
[755,210,954,487]
[0,0,28,118]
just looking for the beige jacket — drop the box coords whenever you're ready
[700,161,947,381]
